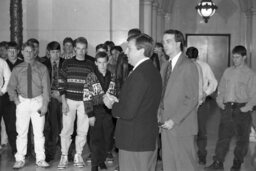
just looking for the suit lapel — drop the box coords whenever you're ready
[165,53,185,92]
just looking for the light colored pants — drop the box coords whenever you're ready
[15,95,45,162]
[1,119,8,145]
[60,99,89,155]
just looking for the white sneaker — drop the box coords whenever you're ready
[13,160,25,169]
[36,160,50,168]
[74,154,85,168]
[58,155,68,169]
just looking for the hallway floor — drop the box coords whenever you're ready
[0,98,255,171]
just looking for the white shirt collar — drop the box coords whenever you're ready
[169,52,181,71]
[133,58,149,71]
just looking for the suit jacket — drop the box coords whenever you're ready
[42,58,64,83]
[159,53,199,136]
[112,59,162,151]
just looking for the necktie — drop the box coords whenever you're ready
[160,60,172,109]
[52,61,58,89]
[27,63,32,98]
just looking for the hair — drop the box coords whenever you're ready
[110,46,123,54]
[96,43,108,52]
[95,51,109,61]
[186,47,198,59]
[47,41,61,51]
[74,37,88,48]
[164,29,185,51]
[127,33,154,57]
[104,41,115,49]
[232,45,247,56]
[27,38,39,45]
[63,37,74,46]
[7,41,19,50]
[128,28,142,38]
[0,41,8,48]
[115,52,129,96]
[22,42,34,50]
[155,42,163,49]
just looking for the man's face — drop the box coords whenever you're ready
[49,50,60,62]
[95,57,108,74]
[232,53,245,67]
[33,43,39,57]
[125,39,141,66]
[111,49,121,61]
[163,34,180,57]
[75,43,87,59]
[7,48,18,61]
[22,46,34,63]
[0,46,8,60]
[64,42,74,54]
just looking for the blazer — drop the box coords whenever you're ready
[159,53,199,136]
[112,59,162,151]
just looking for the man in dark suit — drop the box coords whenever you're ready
[103,33,162,171]
[159,29,199,171]
[42,41,64,162]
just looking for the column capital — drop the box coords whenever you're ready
[142,0,153,5]
[152,2,158,9]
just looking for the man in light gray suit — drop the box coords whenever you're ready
[158,29,199,171]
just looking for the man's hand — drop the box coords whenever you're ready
[62,101,69,115]
[103,93,119,109]
[161,119,175,130]
[240,105,252,113]
[14,99,21,106]
[89,117,96,126]
[218,103,225,110]
[38,105,48,117]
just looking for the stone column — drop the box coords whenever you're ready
[142,0,153,36]
[10,0,23,48]
[251,9,256,71]
[151,2,158,41]
[245,10,252,68]
[164,12,171,30]
[156,8,164,42]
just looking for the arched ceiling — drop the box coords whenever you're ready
[153,0,256,14]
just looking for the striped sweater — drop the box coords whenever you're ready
[59,57,94,101]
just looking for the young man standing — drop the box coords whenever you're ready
[58,37,94,169]
[42,41,64,162]
[8,42,50,169]
[3,42,23,156]
[206,45,256,171]
[84,51,116,171]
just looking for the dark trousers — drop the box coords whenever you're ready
[196,100,210,159]
[214,102,252,163]
[0,93,17,155]
[90,113,114,166]
[44,97,62,160]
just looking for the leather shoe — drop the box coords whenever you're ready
[91,166,98,171]
[205,160,224,170]
[99,162,107,169]
[230,160,241,171]
[199,157,206,165]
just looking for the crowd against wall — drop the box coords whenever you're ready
[0,28,256,171]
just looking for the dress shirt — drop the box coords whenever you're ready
[169,52,181,71]
[216,64,256,108]
[196,60,218,96]
[7,61,50,105]
[0,58,11,93]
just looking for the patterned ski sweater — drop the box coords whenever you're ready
[59,57,94,101]
[83,69,116,117]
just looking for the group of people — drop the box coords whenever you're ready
[0,27,255,171]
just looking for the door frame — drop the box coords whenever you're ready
[185,33,231,66]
